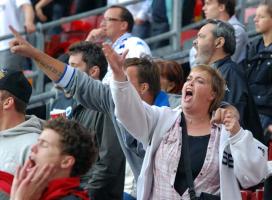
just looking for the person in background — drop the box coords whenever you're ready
[194,19,264,143]
[156,59,184,108]
[190,0,248,68]
[7,23,155,200]
[104,43,267,199]
[240,0,272,131]
[8,118,97,200]
[7,25,259,200]
[0,0,35,70]
[0,69,43,174]
[68,41,125,200]
[86,5,151,84]
[33,0,73,34]
[74,0,106,14]
[156,60,184,94]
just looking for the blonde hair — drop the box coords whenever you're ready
[191,65,226,114]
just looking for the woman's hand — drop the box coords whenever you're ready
[102,43,128,82]
[211,105,241,135]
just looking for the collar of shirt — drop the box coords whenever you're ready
[112,32,132,50]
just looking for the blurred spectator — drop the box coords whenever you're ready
[0,0,35,70]
[48,53,77,119]
[107,0,151,39]
[67,41,125,200]
[194,19,264,143]
[8,118,97,200]
[122,57,170,200]
[106,43,267,199]
[149,0,171,49]
[32,0,53,22]
[240,0,272,131]
[264,125,272,200]
[156,60,184,108]
[9,27,168,200]
[182,0,197,25]
[156,60,184,94]
[75,0,106,14]
[190,0,248,68]
[86,5,151,84]
[32,0,73,34]
[0,69,43,174]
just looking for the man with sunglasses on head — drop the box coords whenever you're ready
[86,5,151,84]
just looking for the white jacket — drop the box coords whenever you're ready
[110,80,268,200]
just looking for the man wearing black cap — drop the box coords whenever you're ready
[0,69,43,175]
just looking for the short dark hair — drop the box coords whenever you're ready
[68,41,107,80]
[124,56,161,97]
[0,90,27,114]
[109,5,134,32]
[44,118,97,177]
[260,0,272,16]
[218,0,236,17]
[206,19,236,55]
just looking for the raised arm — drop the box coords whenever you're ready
[9,26,65,82]
[102,44,177,146]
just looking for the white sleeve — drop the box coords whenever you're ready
[16,0,31,8]
[110,79,160,147]
[135,0,152,21]
[267,161,272,177]
[189,47,197,68]
[229,128,268,188]
[125,38,151,58]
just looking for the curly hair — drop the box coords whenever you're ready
[44,118,97,177]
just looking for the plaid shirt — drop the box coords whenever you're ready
[150,117,220,200]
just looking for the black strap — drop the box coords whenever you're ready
[180,112,197,200]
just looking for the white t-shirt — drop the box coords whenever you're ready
[102,32,151,84]
[0,0,30,51]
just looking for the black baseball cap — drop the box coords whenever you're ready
[0,69,32,104]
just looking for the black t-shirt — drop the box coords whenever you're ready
[174,134,210,196]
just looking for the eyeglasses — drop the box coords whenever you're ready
[103,17,123,23]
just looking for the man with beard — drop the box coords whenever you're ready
[193,19,264,143]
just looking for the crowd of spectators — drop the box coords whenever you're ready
[0,0,272,200]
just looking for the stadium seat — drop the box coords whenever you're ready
[180,29,198,49]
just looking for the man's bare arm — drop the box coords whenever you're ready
[9,26,65,82]
[21,4,36,33]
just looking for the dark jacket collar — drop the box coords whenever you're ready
[212,56,232,69]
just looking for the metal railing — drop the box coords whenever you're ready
[1,0,260,109]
